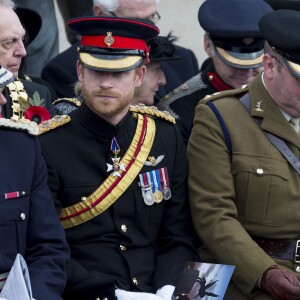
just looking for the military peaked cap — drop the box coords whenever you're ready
[68,16,159,72]
[259,9,300,78]
[198,0,273,69]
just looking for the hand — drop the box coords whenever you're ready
[156,285,175,300]
[260,266,300,300]
[115,288,163,300]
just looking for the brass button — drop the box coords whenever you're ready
[103,298,108,300]
[120,245,127,251]
[256,168,264,175]
[132,277,138,285]
[121,224,127,232]
[20,213,26,220]
[208,75,213,81]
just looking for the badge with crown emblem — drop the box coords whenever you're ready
[104,32,114,47]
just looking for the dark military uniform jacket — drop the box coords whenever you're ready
[157,61,232,144]
[39,102,199,300]
[188,73,300,299]
[2,79,56,118]
[0,124,69,299]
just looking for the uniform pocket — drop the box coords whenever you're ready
[232,154,289,226]
[0,198,29,267]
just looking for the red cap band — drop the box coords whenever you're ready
[81,35,147,52]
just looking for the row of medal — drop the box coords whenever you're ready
[139,167,172,206]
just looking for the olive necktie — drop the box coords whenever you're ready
[290,117,300,135]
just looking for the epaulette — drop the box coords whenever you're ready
[38,115,71,135]
[53,97,82,107]
[130,104,176,124]
[202,84,249,103]
[157,73,206,119]
[0,118,39,135]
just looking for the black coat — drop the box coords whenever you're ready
[39,102,199,300]
[41,43,199,100]
[0,126,69,299]
[157,62,230,144]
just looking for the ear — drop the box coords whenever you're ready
[93,4,104,16]
[134,65,146,87]
[263,53,276,80]
[77,60,84,81]
[204,34,213,57]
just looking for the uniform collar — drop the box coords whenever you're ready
[73,101,133,138]
[204,61,233,91]
[248,74,300,148]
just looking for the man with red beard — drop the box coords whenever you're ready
[39,16,199,300]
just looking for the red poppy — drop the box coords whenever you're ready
[24,106,51,124]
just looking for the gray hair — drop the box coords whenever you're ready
[93,0,160,12]
[0,0,15,9]
[93,0,119,12]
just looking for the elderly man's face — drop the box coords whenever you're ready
[264,53,300,117]
[0,6,26,76]
[133,62,166,106]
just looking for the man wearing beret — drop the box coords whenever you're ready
[157,0,273,144]
[39,16,199,300]
[188,9,300,300]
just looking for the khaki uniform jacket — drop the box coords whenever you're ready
[187,73,300,299]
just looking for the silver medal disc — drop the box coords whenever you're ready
[162,187,172,200]
[144,190,155,205]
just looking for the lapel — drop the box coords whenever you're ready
[248,74,300,150]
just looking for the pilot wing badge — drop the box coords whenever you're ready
[144,155,164,166]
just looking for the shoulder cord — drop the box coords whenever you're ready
[207,100,232,160]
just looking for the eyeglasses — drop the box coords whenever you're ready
[271,55,300,82]
[107,11,161,23]
[147,11,161,23]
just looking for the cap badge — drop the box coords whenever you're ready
[104,32,114,47]
[254,101,263,112]
[242,38,254,46]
